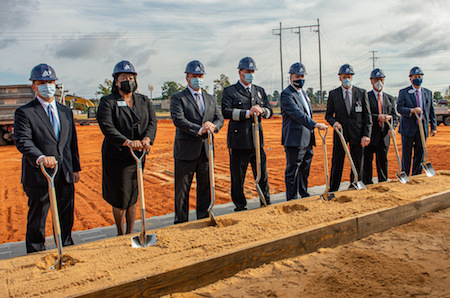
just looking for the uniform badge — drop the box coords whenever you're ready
[257,91,262,99]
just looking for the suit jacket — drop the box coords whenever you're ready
[367,90,399,146]
[396,86,437,138]
[14,98,81,187]
[222,81,273,149]
[97,92,157,159]
[325,86,372,144]
[170,88,224,161]
[280,85,317,147]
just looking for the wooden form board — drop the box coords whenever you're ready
[75,190,450,298]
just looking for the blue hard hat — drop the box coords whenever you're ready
[338,64,355,75]
[409,66,424,76]
[370,68,385,79]
[112,60,137,76]
[185,60,206,74]
[289,62,307,75]
[238,57,257,70]
[29,64,58,81]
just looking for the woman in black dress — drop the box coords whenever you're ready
[97,60,157,235]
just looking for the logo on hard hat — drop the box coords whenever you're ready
[195,66,201,72]
[346,68,350,72]
[124,64,131,70]
[415,69,419,73]
[300,68,304,72]
[249,62,254,68]
[376,71,380,76]
[42,70,51,77]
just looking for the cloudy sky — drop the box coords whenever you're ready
[1,0,449,100]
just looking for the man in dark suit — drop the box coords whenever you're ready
[170,60,224,224]
[14,64,81,253]
[222,57,272,211]
[362,68,399,184]
[396,66,437,176]
[280,62,327,200]
[325,64,372,191]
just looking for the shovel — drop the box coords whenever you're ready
[207,130,218,226]
[334,126,366,190]
[386,118,409,183]
[253,113,268,206]
[40,161,64,270]
[130,148,157,248]
[318,128,335,201]
[414,111,436,177]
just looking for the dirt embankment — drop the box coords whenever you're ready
[0,116,449,244]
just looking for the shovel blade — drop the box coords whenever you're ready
[320,191,335,202]
[353,181,367,190]
[209,211,218,226]
[396,171,410,184]
[421,162,436,177]
[131,233,157,248]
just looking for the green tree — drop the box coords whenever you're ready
[306,87,315,102]
[272,90,280,101]
[213,74,230,105]
[434,91,443,101]
[161,81,184,100]
[314,90,327,104]
[96,79,113,97]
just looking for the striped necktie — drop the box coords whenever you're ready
[47,104,60,139]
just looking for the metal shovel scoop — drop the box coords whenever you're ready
[253,113,268,206]
[130,148,157,248]
[414,111,436,177]
[334,127,366,190]
[386,118,409,183]
[318,128,335,201]
[40,161,64,270]
[207,130,218,226]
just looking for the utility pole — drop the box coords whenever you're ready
[272,22,284,90]
[370,50,378,70]
[273,19,323,103]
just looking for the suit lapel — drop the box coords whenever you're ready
[185,88,202,116]
[33,99,58,141]
[57,103,69,145]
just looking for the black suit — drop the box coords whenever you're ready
[325,86,372,191]
[222,81,272,209]
[170,88,223,223]
[97,92,157,208]
[280,85,317,200]
[363,90,398,184]
[14,98,81,253]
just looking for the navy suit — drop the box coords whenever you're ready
[396,85,436,176]
[170,88,223,223]
[222,82,272,209]
[325,86,372,191]
[280,85,316,199]
[363,90,398,184]
[14,98,81,253]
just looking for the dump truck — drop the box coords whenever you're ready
[435,106,450,126]
[0,84,64,145]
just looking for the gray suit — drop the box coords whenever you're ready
[170,88,223,223]
[280,85,317,199]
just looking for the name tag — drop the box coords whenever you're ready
[117,101,127,107]
[355,106,362,113]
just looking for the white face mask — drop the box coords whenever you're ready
[374,80,383,91]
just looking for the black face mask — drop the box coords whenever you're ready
[292,79,305,88]
[119,80,137,94]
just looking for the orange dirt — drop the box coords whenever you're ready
[1,115,449,244]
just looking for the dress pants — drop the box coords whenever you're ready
[284,146,313,200]
[329,133,363,192]
[401,132,424,176]
[23,173,74,254]
[362,141,389,185]
[229,148,270,209]
[174,146,210,224]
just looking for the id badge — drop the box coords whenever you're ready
[117,101,127,107]
[355,106,362,113]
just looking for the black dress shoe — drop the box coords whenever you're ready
[234,206,247,212]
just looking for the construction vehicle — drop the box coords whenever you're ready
[0,84,64,145]
[435,106,450,126]
[65,95,98,125]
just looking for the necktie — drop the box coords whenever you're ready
[195,92,204,115]
[377,92,383,127]
[415,90,422,120]
[47,104,60,139]
[345,90,351,115]
[246,87,251,95]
